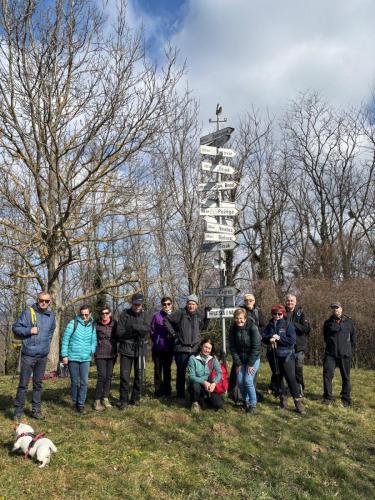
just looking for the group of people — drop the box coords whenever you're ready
[11,289,356,420]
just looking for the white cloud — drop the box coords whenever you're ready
[167,0,375,128]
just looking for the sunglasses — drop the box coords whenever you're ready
[101,311,110,316]
[39,299,51,304]
[80,313,90,317]
[162,302,172,306]
[272,312,283,317]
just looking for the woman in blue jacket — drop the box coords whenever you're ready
[61,305,97,413]
[262,304,304,414]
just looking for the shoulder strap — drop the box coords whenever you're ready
[30,307,37,326]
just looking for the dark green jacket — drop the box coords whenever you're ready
[229,322,261,367]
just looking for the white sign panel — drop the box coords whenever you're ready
[207,308,237,319]
[201,161,235,175]
[205,222,235,235]
[201,241,238,252]
[204,233,236,242]
[198,181,237,192]
[203,287,239,297]
[200,145,236,158]
[200,206,238,217]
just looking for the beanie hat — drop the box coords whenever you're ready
[186,294,199,305]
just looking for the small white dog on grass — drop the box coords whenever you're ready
[13,422,57,468]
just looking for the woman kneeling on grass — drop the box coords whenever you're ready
[229,308,261,415]
[187,338,224,414]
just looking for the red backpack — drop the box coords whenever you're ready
[208,358,229,395]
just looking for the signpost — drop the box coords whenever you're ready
[198,107,238,361]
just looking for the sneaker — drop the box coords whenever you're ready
[294,398,305,414]
[322,398,334,406]
[279,395,288,409]
[77,406,87,414]
[101,398,112,408]
[191,402,200,414]
[93,400,104,411]
[31,411,45,420]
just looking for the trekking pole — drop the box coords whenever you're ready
[11,345,22,386]
[137,337,144,406]
[272,342,281,397]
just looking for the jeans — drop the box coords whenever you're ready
[14,354,48,415]
[94,358,116,400]
[152,350,173,395]
[323,355,351,403]
[188,381,224,409]
[174,352,191,398]
[237,358,260,407]
[68,361,90,407]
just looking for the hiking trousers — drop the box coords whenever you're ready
[323,355,351,403]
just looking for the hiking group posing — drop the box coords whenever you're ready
[11,291,356,420]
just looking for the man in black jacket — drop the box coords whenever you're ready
[116,293,152,410]
[285,294,310,397]
[165,294,210,401]
[323,302,356,408]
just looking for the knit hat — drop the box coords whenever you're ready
[186,294,199,305]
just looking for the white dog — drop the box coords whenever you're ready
[13,423,57,468]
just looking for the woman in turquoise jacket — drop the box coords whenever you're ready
[187,337,223,413]
[61,305,97,413]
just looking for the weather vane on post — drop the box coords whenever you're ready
[209,104,227,132]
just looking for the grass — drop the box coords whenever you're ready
[1,363,375,499]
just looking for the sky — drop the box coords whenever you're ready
[127,0,375,130]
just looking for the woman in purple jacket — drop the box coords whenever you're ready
[93,305,117,411]
[150,297,174,397]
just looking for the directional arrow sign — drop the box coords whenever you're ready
[200,127,235,147]
[200,145,236,158]
[201,241,238,252]
[198,181,237,192]
[200,206,238,217]
[205,222,235,235]
[204,233,236,242]
[203,287,240,297]
[201,161,235,175]
[203,216,234,227]
[201,199,236,209]
[207,308,237,319]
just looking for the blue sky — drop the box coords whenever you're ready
[128,0,375,128]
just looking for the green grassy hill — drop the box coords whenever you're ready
[1,364,374,499]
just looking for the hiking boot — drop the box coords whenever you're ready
[77,406,87,414]
[13,413,24,423]
[341,400,350,409]
[294,398,305,414]
[118,403,128,411]
[191,402,200,414]
[129,400,140,407]
[101,398,112,408]
[31,411,45,420]
[93,400,104,411]
[279,395,288,409]
[322,398,334,406]
[245,405,257,415]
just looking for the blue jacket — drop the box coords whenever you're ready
[188,354,222,385]
[262,318,296,358]
[61,316,97,362]
[12,303,56,357]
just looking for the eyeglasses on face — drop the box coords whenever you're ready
[80,313,90,317]
[273,312,283,317]
[39,299,51,304]
[101,311,110,316]
[162,302,172,306]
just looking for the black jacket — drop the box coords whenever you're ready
[116,308,151,357]
[229,322,261,367]
[164,308,209,354]
[240,305,266,333]
[286,307,310,352]
[323,315,356,358]
[95,320,117,359]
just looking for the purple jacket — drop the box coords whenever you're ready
[150,310,173,352]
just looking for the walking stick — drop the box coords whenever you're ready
[137,337,145,406]
[11,345,22,386]
[272,342,281,397]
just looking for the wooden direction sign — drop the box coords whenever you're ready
[200,206,238,217]
[201,161,235,175]
[202,287,240,297]
[207,307,237,319]
[204,232,236,242]
[200,127,235,147]
[205,222,235,235]
[201,240,238,252]
[198,181,237,192]
[200,145,236,158]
